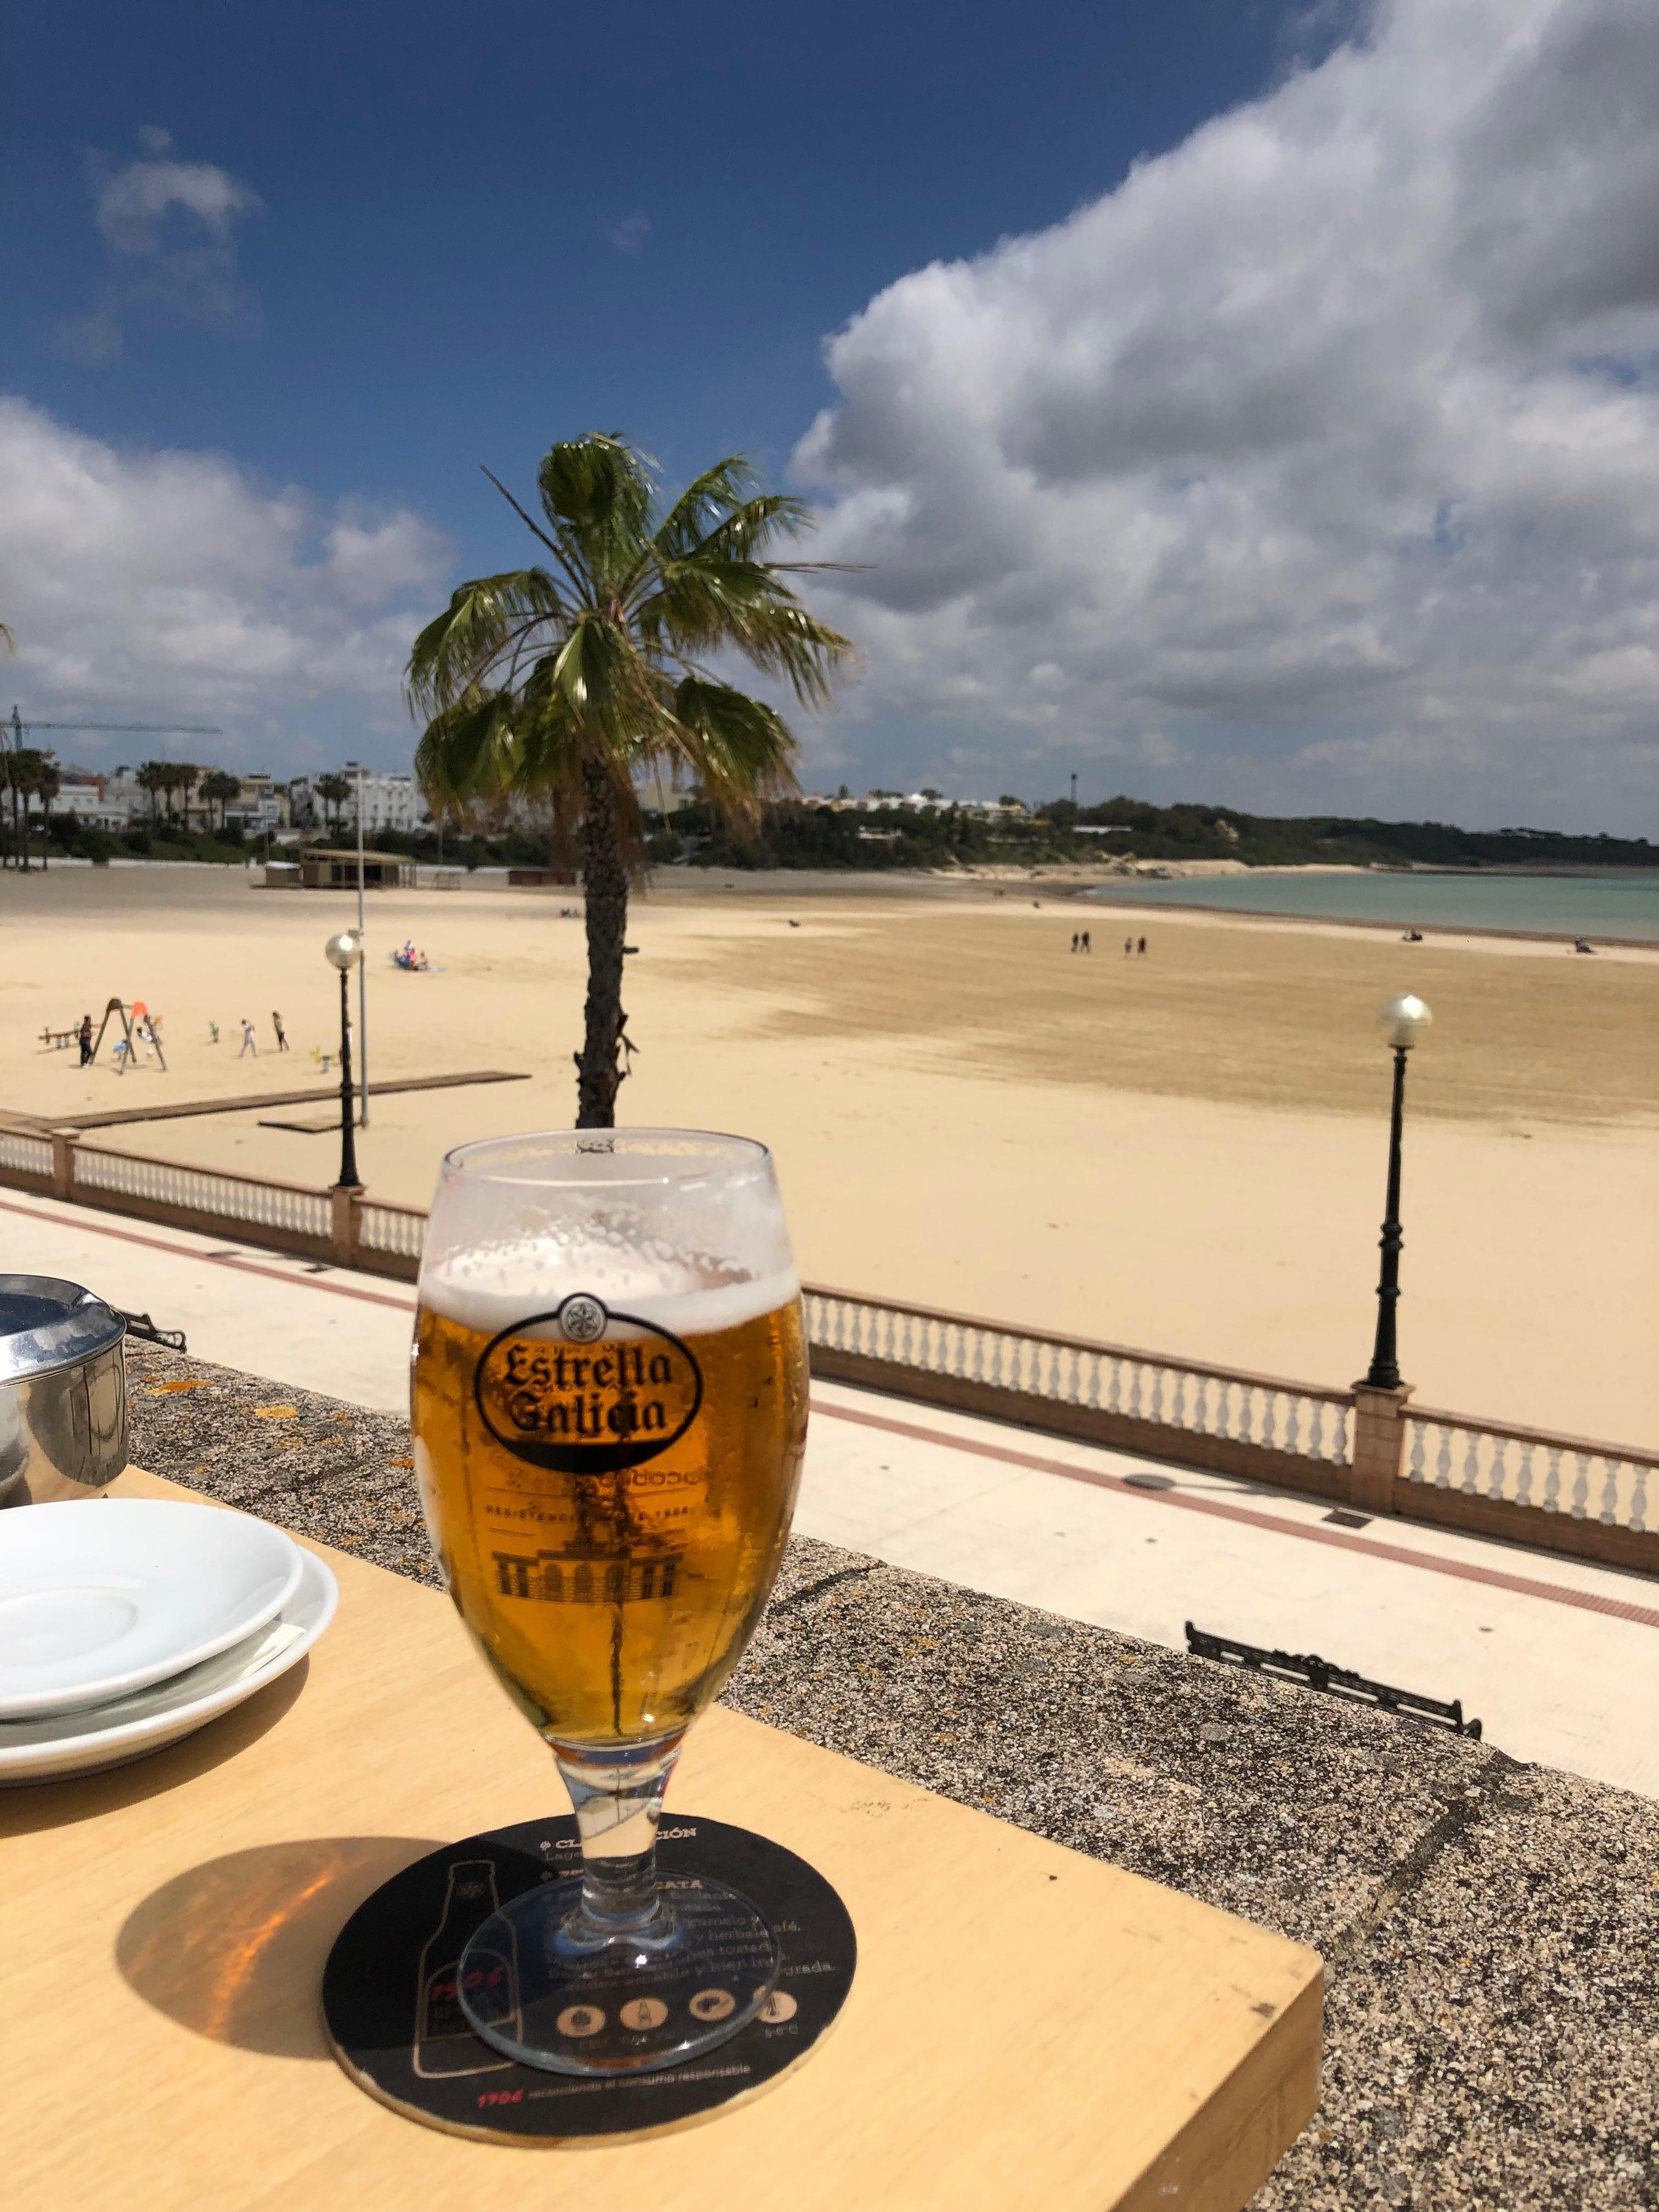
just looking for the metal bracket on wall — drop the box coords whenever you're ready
[1185,1621,1482,1738]
[114,1310,188,1354]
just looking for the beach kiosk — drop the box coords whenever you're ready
[294,846,417,890]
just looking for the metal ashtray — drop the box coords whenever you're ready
[0,1276,129,1508]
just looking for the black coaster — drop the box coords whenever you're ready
[323,1814,856,2144]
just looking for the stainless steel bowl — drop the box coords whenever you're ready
[0,1276,129,1507]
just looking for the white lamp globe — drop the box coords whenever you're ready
[1379,992,1432,1050]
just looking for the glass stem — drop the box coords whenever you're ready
[554,1733,685,1944]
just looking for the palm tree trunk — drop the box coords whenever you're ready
[576,759,629,1129]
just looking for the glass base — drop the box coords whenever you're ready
[457,1872,780,2076]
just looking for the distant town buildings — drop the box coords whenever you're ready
[82,768,293,833]
[49,768,129,831]
[15,758,431,839]
[287,770,423,836]
[801,791,1028,818]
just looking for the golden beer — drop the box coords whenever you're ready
[412,1277,806,1749]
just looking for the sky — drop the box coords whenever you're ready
[3,0,1657,831]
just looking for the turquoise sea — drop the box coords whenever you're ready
[1083,870,1659,942]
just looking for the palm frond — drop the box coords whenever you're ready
[538,434,655,590]
[413,688,520,814]
[640,565,853,708]
[404,571,567,719]
[666,677,801,828]
[647,458,762,563]
[480,467,591,601]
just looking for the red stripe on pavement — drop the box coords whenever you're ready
[809,1396,1659,1632]
[0,1196,418,1313]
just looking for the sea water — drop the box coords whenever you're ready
[1083,870,1659,941]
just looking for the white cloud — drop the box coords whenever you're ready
[0,398,449,766]
[55,128,264,364]
[793,0,1659,826]
[605,213,652,255]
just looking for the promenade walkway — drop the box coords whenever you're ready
[6,1187,1653,1797]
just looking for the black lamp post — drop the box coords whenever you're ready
[1364,992,1433,1390]
[325,930,363,1190]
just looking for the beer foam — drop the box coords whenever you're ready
[420,1243,800,1339]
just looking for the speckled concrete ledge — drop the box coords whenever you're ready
[124,1338,1659,2211]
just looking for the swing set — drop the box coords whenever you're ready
[87,997,167,1074]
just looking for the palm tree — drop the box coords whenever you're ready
[198,769,242,831]
[31,753,60,869]
[166,763,199,826]
[313,772,353,837]
[1,747,42,870]
[134,761,170,826]
[407,433,852,1126]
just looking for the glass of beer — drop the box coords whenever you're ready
[410,1130,807,2076]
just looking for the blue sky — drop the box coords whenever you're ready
[7,2,1286,532]
[4,0,1658,828]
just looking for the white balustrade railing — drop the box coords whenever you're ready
[1405,1410,1654,1536]
[74,1146,334,1240]
[360,1202,426,1260]
[802,1288,1353,1466]
[1,1130,1649,1552]
[0,1130,52,1179]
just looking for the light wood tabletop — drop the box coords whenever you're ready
[2,1471,1321,2211]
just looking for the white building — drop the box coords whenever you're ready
[289,770,424,837]
[49,767,129,831]
[224,774,290,834]
[97,772,149,827]
[803,792,1027,819]
[349,771,422,835]
[636,776,703,817]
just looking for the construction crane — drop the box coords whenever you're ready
[1,707,228,867]
[4,707,224,754]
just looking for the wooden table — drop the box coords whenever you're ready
[3,1473,1322,2210]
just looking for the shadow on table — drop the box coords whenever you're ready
[0,1662,314,1840]
[117,1835,444,2058]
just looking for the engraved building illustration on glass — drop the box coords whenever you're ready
[491,1539,684,1604]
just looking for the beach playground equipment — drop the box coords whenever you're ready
[86,997,166,1074]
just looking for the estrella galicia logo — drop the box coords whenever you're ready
[473,1293,703,1474]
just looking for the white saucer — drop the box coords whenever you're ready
[0,1547,338,1785]
[0,1499,303,1718]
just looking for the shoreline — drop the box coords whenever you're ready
[640,867,1659,957]
[1070,891,1659,953]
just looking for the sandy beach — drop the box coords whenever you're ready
[2,864,1654,1442]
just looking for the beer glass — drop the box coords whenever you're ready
[411,1130,808,2076]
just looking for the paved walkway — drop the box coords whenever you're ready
[7,1189,1654,1798]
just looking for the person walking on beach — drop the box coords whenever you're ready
[1137,935,1147,957]
[272,1010,290,1052]
[1081,930,1091,953]
[78,1013,93,1066]
[208,1020,219,1045]
[1070,932,1079,953]
[1123,937,1132,957]
[238,1018,257,1058]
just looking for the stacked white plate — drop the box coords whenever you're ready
[0,1499,337,1785]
